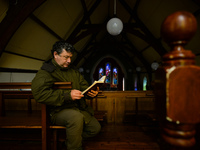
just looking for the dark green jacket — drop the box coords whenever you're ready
[31,59,94,123]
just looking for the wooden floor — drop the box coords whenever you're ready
[1,114,200,150]
[0,114,162,150]
[1,113,200,150]
[83,123,160,150]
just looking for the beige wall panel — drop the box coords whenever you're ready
[33,0,83,38]
[6,18,58,60]
[0,53,43,70]
[90,0,108,23]
[0,72,36,82]
[74,35,91,52]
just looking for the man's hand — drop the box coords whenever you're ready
[71,89,84,100]
[87,87,99,97]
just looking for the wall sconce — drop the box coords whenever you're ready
[151,62,159,70]
[86,69,90,73]
[79,67,84,73]
[136,67,141,72]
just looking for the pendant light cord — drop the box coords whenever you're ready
[114,0,116,15]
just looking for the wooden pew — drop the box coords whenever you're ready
[0,82,71,150]
[154,11,200,149]
[0,82,107,150]
[0,82,33,116]
[41,82,72,150]
[87,91,107,122]
[123,93,155,124]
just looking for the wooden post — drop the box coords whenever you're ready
[0,92,5,116]
[154,11,200,149]
[41,104,51,150]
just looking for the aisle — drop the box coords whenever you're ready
[0,122,160,150]
[83,123,160,150]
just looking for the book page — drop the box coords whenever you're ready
[98,75,106,82]
[81,75,106,95]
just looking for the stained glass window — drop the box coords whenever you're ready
[105,63,111,83]
[99,68,104,79]
[143,76,147,91]
[112,67,118,85]
[134,76,137,91]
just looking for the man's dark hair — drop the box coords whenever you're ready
[51,40,75,57]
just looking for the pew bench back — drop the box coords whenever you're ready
[0,82,71,150]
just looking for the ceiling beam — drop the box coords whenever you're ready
[128,0,140,23]
[117,43,137,69]
[73,33,101,65]
[118,0,167,56]
[73,34,98,66]
[0,67,37,73]
[121,34,153,81]
[67,0,102,43]
[4,51,45,61]
[29,14,63,40]
[122,34,152,72]
[80,0,91,24]
[0,0,46,57]
[72,17,110,67]
[71,24,104,45]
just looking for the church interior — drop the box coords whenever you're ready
[0,0,200,149]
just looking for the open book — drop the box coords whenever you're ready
[81,75,106,95]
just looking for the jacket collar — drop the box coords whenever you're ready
[41,59,56,72]
[41,59,71,72]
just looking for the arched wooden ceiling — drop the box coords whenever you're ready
[0,0,200,74]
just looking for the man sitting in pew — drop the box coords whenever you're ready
[31,40,101,150]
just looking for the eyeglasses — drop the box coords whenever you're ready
[59,55,72,60]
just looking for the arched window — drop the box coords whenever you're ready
[134,76,138,91]
[98,63,119,88]
[99,68,104,79]
[143,76,147,91]
[105,63,111,83]
[112,67,118,85]
[94,57,124,90]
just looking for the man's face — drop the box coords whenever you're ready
[54,49,73,68]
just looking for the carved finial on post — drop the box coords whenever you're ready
[161,11,197,66]
[155,11,200,150]
[161,11,197,46]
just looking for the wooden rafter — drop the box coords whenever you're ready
[122,34,152,72]
[67,0,102,43]
[118,0,167,56]
[80,0,91,24]
[0,0,46,57]
[30,14,63,40]
[73,34,97,66]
